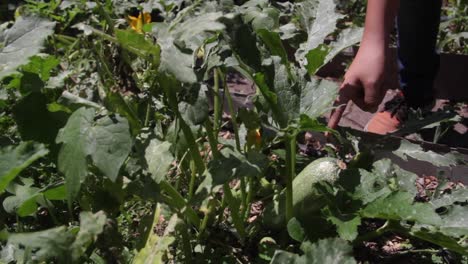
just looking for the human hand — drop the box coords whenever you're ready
[338,43,390,113]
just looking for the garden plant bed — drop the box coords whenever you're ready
[0,1,467,263]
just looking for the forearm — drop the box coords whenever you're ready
[361,0,400,48]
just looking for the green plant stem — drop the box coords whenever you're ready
[285,134,297,222]
[240,178,248,221]
[44,198,60,226]
[188,159,197,200]
[180,224,193,263]
[221,69,242,151]
[90,41,142,134]
[213,68,222,133]
[394,249,440,255]
[160,181,201,227]
[244,176,255,221]
[204,119,220,159]
[223,183,246,241]
[163,85,205,175]
[169,0,203,30]
[95,1,115,34]
[144,101,151,127]
[197,199,216,239]
[354,220,393,244]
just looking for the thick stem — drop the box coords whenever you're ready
[285,134,297,222]
[221,69,242,151]
[213,68,222,133]
[244,176,255,221]
[188,159,197,200]
[180,224,193,263]
[197,199,216,239]
[160,181,201,227]
[144,101,151,127]
[223,184,246,241]
[163,85,205,175]
[240,178,248,221]
[354,220,392,245]
[204,119,220,159]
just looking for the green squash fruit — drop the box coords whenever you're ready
[293,157,342,217]
[262,157,342,229]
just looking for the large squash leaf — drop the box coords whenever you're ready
[270,238,356,264]
[296,0,343,61]
[56,108,132,204]
[362,192,443,226]
[300,78,339,119]
[71,211,107,261]
[393,140,465,167]
[145,139,174,183]
[2,211,106,262]
[151,12,225,83]
[5,227,74,262]
[0,16,56,79]
[0,142,49,193]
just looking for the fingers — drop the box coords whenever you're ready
[340,77,384,113]
[326,82,355,133]
[362,79,386,112]
[327,103,347,130]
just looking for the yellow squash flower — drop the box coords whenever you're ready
[247,128,262,149]
[128,12,151,33]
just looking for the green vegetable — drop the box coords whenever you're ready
[263,158,342,228]
[293,157,342,217]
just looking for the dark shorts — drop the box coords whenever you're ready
[398,0,442,108]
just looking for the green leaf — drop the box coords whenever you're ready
[13,92,68,144]
[152,13,224,83]
[197,148,268,195]
[240,0,279,31]
[352,159,418,204]
[323,207,361,241]
[305,44,330,75]
[301,238,357,264]
[298,115,332,133]
[56,108,132,204]
[256,29,289,66]
[56,108,94,204]
[171,12,225,50]
[3,178,40,217]
[440,205,468,238]
[393,110,458,136]
[300,78,339,119]
[71,211,107,261]
[270,250,298,264]
[179,85,210,126]
[145,139,173,183]
[21,55,60,82]
[296,0,344,61]
[410,226,468,256]
[353,163,393,205]
[362,192,443,226]
[431,188,468,209]
[152,24,197,83]
[269,56,300,120]
[90,114,133,181]
[0,16,56,80]
[324,27,363,65]
[6,227,75,262]
[115,29,160,65]
[270,238,356,264]
[133,204,176,264]
[0,142,48,193]
[43,185,67,200]
[393,140,464,167]
[287,218,306,242]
